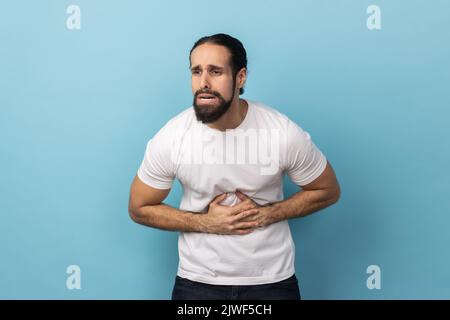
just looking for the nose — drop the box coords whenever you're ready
[199,73,211,89]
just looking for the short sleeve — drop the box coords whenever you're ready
[283,120,327,186]
[137,129,176,190]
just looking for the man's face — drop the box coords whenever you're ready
[190,43,237,123]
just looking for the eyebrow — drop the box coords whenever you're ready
[190,64,225,71]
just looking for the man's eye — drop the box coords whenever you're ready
[212,70,222,75]
[192,70,200,75]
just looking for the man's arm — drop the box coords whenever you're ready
[128,175,201,232]
[128,175,259,234]
[238,161,341,227]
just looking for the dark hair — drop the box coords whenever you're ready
[189,33,247,95]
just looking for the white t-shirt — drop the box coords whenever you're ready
[137,100,327,285]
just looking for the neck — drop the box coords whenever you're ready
[207,97,248,131]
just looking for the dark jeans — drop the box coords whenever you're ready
[171,274,301,300]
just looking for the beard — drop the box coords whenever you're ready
[193,81,236,124]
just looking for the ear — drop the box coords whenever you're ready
[237,68,247,90]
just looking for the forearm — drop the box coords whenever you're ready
[129,203,203,233]
[264,188,340,225]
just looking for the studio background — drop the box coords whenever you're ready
[1,0,449,299]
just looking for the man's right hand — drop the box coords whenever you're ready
[196,193,260,235]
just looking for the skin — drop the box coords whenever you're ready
[128,43,341,235]
[191,43,247,130]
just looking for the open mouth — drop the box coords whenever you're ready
[197,94,217,102]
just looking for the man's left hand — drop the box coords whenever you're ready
[234,190,275,228]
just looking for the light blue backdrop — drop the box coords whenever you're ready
[1,0,449,299]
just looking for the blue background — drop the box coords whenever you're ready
[1,0,449,299]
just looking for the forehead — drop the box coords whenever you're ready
[190,43,231,69]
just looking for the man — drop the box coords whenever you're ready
[128,33,340,300]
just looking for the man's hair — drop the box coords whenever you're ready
[189,33,247,95]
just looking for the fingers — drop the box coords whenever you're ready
[231,203,253,215]
[233,190,258,211]
[235,190,248,201]
[235,190,256,205]
[231,208,259,223]
[230,197,257,215]
[233,228,255,235]
[233,221,259,230]
[210,192,227,205]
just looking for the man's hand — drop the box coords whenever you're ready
[235,190,275,228]
[197,192,261,235]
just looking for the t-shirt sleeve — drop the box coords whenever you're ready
[283,119,327,186]
[136,128,176,190]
